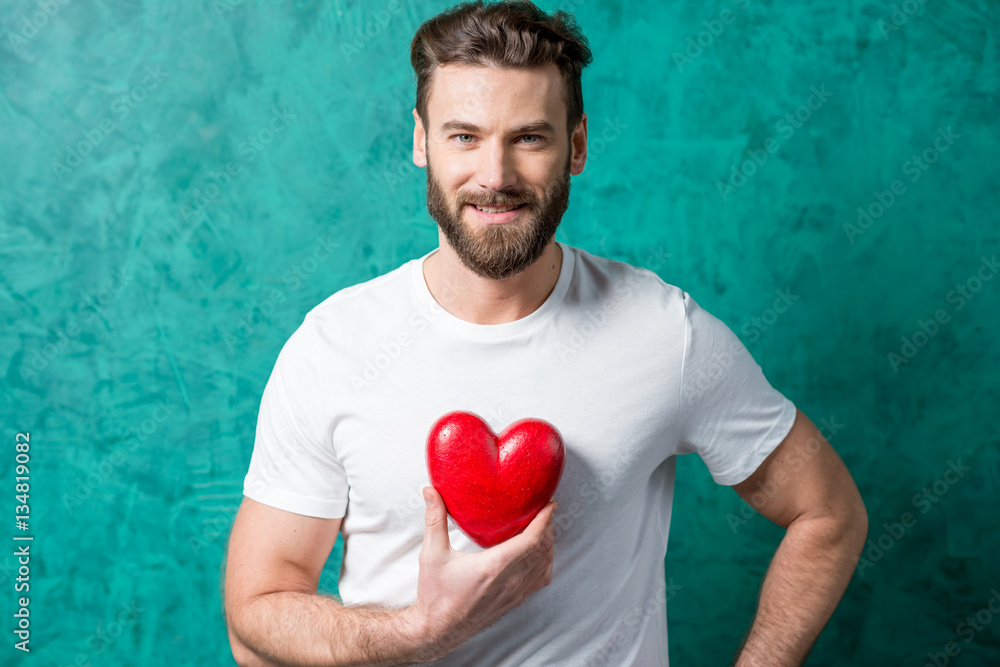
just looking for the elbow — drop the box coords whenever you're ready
[832,482,869,550]
[827,497,869,557]
[227,610,270,667]
[796,498,869,549]
[229,633,273,667]
[845,487,869,542]
[850,501,869,551]
[231,644,259,667]
[854,501,869,535]
[228,624,255,667]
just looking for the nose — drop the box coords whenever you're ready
[476,137,519,194]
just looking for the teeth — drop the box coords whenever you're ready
[474,204,520,214]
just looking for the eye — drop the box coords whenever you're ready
[521,134,543,144]
[455,134,474,143]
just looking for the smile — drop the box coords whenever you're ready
[472,203,525,214]
[466,202,527,224]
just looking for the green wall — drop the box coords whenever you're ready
[1,0,997,664]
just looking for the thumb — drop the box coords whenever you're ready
[421,487,451,555]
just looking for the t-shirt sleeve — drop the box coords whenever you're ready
[675,291,797,486]
[243,318,349,518]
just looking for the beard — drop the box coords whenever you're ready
[425,149,571,281]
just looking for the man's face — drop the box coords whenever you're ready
[415,64,583,280]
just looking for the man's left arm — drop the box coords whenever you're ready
[729,407,869,667]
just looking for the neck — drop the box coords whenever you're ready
[422,239,563,325]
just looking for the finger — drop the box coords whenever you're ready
[512,519,556,580]
[520,547,555,599]
[488,501,557,567]
[421,487,451,557]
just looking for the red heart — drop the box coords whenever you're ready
[426,411,565,549]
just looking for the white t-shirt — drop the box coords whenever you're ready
[243,240,796,666]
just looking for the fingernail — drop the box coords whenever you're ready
[424,489,435,508]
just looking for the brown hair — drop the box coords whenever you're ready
[410,0,593,140]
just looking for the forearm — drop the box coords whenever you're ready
[732,515,867,667]
[231,590,433,667]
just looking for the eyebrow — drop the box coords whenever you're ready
[438,119,558,137]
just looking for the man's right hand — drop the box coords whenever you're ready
[404,486,557,662]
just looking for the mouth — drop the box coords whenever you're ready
[466,202,528,223]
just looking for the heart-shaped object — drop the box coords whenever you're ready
[426,411,565,548]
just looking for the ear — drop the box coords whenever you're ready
[570,112,587,176]
[413,108,427,168]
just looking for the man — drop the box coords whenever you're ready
[224,1,868,665]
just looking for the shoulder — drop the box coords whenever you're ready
[298,256,418,344]
[568,243,688,316]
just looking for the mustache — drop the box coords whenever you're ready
[461,194,533,207]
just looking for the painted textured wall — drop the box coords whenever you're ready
[1,0,998,665]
